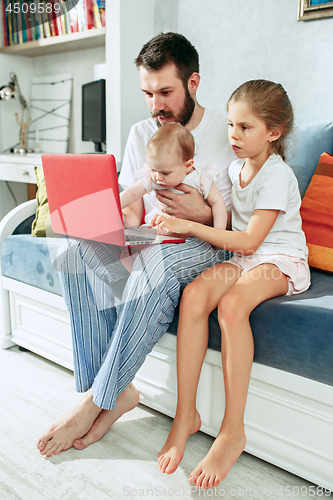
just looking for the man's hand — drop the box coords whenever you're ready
[155,184,213,225]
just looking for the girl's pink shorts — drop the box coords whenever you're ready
[227,253,311,296]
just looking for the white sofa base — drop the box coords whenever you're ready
[0,278,332,491]
[1,201,333,490]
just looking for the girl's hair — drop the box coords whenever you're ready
[227,80,294,161]
[146,123,195,163]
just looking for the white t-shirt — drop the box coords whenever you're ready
[138,165,216,219]
[228,154,308,259]
[119,108,235,224]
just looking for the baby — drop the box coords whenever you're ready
[120,123,227,231]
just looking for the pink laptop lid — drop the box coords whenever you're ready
[42,154,126,245]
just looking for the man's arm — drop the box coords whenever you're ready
[155,183,213,225]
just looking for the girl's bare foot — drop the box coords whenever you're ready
[158,409,201,474]
[36,390,101,457]
[189,428,246,489]
[73,383,140,450]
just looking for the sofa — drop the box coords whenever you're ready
[1,123,333,491]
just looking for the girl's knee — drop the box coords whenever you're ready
[181,280,211,316]
[218,294,247,327]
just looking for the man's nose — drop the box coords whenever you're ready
[152,95,164,113]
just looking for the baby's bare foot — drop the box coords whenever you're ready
[36,390,101,457]
[189,429,246,489]
[158,410,201,474]
[73,383,140,450]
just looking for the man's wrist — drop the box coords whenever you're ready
[195,204,213,226]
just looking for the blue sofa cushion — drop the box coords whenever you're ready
[2,234,63,296]
[168,269,333,387]
[286,122,333,198]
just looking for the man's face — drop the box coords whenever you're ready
[139,63,195,128]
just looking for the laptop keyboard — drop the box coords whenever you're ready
[124,232,157,244]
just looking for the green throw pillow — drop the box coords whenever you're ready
[31,166,55,237]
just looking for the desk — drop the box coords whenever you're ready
[0,154,41,184]
[0,154,41,220]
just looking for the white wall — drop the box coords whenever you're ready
[0,53,34,216]
[176,0,333,127]
[32,46,105,154]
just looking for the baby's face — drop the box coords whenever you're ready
[147,152,190,189]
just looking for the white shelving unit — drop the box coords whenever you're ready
[0,27,106,57]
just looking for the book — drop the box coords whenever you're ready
[96,0,105,27]
[1,0,8,46]
[92,0,101,29]
[84,0,95,30]
[19,0,28,43]
[41,1,52,38]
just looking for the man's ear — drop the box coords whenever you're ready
[269,128,282,142]
[187,72,200,95]
[185,159,194,173]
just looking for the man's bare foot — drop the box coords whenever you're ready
[189,428,246,489]
[73,383,140,450]
[157,409,201,474]
[36,390,102,457]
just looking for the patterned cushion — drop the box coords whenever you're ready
[31,167,55,237]
[300,152,333,273]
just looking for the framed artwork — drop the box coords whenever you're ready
[298,0,333,20]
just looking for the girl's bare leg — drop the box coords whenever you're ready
[189,264,288,489]
[158,263,242,474]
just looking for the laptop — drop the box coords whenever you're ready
[41,154,186,246]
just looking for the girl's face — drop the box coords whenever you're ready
[147,151,193,188]
[227,101,276,165]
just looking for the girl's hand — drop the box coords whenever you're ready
[149,214,159,227]
[154,214,193,236]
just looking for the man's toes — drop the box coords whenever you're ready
[36,435,51,451]
[72,435,91,450]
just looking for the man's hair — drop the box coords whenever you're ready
[135,32,199,88]
[146,123,195,163]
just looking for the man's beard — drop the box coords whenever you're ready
[152,87,196,128]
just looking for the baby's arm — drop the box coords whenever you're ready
[120,180,147,209]
[206,181,228,230]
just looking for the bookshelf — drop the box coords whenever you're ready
[0,26,105,57]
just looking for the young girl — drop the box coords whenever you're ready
[120,123,227,231]
[154,80,311,489]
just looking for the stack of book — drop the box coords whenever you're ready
[1,0,105,47]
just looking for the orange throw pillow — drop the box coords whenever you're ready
[300,152,333,273]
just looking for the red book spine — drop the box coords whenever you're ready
[84,0,95,30]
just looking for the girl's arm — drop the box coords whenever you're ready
[206,182,228,230]
[156,209,280,255]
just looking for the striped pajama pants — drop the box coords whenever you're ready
[55,237,227,410]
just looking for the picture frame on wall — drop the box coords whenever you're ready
[298,0,333,20]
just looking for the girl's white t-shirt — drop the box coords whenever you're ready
[119,108,235,224]
[228,154,308,259]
